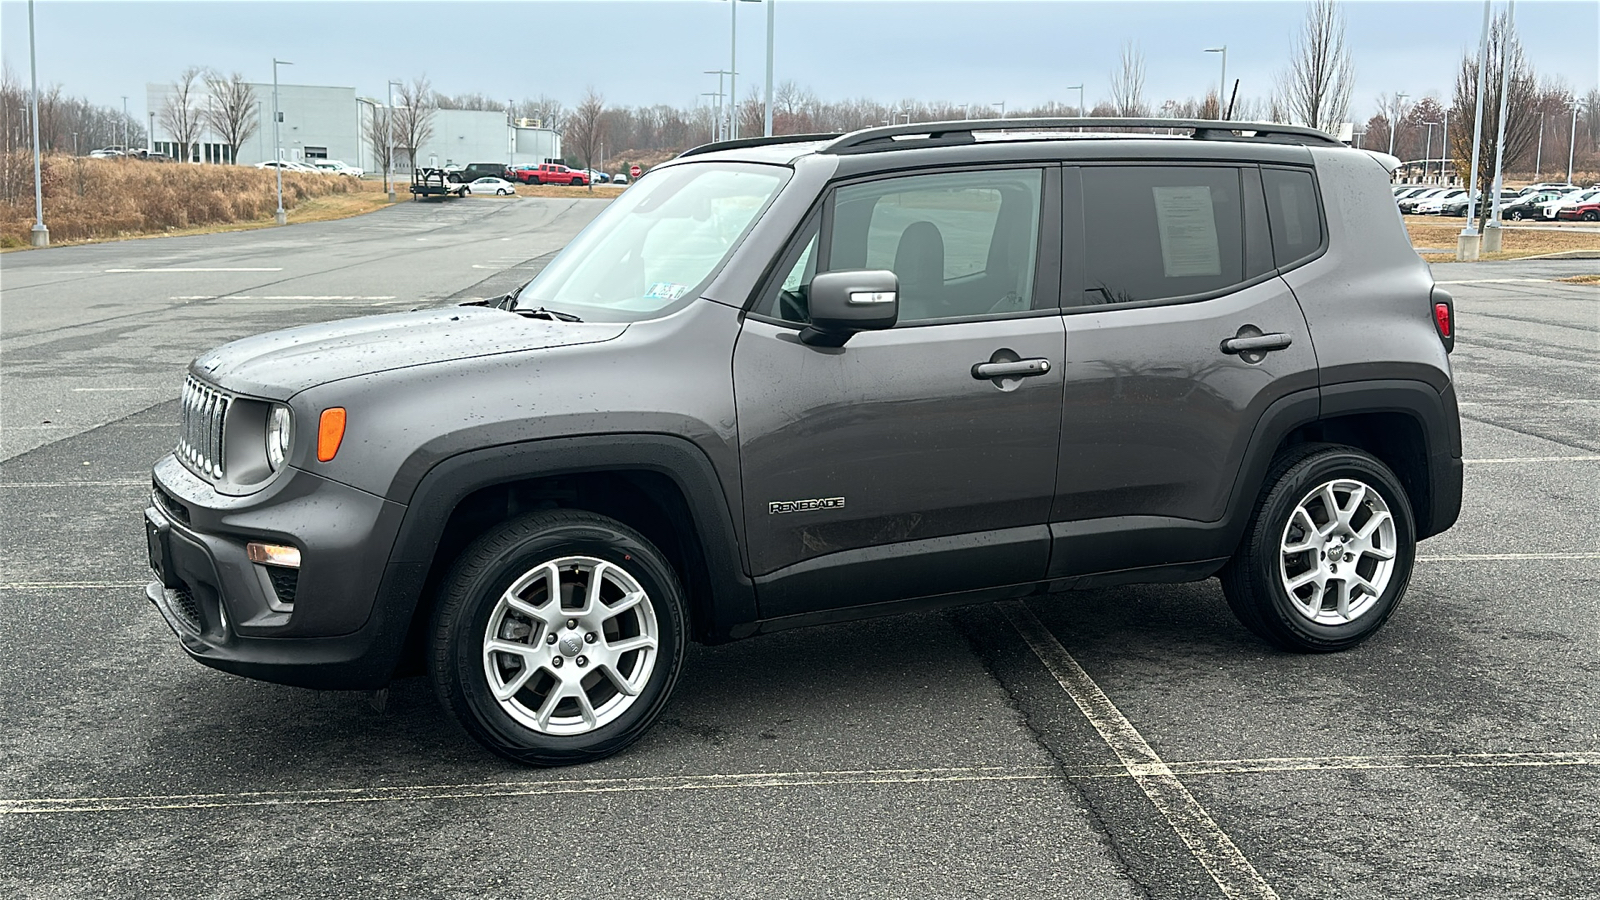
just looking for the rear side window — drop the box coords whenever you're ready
[1262,167,1324,269]
[1080,166,1244,305]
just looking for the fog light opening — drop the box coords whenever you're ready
[246,542,302,568]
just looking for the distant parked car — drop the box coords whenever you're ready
[582,169,610,184]
[1398,188,1451,213]
[256,160,321,173]
[310,160,363,177]
[508,163,589,186]
[1437,191,1516,217]
[611,172,629,185]
[458,162,512,182]
[465,177,517,196]
[1414,189,1467,215]
[1501,191,1564,220]
[1518,182,1575,194]
[1555,199,1600,222]
[1543,188,1600,219]
[89,147,126,158]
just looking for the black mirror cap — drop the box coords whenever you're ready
[800,269,900,347]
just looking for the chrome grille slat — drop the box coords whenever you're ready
[178,375,230,481]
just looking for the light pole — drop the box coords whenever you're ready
[701,92,722,141]
[1460,0,1492,260]
[1067,84,1085,117]
[994,100,1006,118]
[1422,121,1438,183]
[121,95,128,151]
[704,70,731,141]
[72,131,78,155]
[387,80,401,200]
[1441,106,1449,183]
[27,0,47,247]
[725,0,760,140]
[1205,46,1227,119]
[1568,102,1578,185]
[1388,92,1408,158]
[1484,0,1516,252]
[1535,110,1544,176]
[273,58,292,225]
[763,0,774,136]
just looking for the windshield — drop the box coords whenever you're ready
[514,162,790,321]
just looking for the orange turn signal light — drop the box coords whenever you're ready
[317,407,346,462]
[246,542,302,568]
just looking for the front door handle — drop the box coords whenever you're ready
[972,358,1051,380]
[1220,332,1293,355]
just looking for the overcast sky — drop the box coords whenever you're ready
[3,0,1596,124]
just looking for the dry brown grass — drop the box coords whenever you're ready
[1405,215,1600,262]
[511,183,626,199]
[0,154,371,248]
[1557,273,1600,284]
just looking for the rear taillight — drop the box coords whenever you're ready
[1430,286,1455,353]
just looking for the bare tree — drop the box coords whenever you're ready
[1278,0,1355,130]
[1450,10,1539,230]
[393,76,436,171]
[160,66,205,162]
[362,102,396,187]
[202,71,257,165]
[1584,88,1600,145]
[1108,42,1147,117]
[565,88,606,192]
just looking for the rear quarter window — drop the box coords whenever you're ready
[1262,167,1325,269]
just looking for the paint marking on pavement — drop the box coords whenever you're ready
[1000,601,1280,900]
[1146,750,1600,779]
[0,480,146,488]
[1416,552,1600,561]
[0,766,1061,815]
[170,295,397,301]
[1458,399,1600,405]
[1464,455,1600,463]
[0,582,148,590]
[106,267,282,273]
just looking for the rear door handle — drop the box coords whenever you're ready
[972,358,1052,379]
[1220,333,1293,355]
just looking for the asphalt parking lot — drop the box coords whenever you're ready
[2,198,1597,899]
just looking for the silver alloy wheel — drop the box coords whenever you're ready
[1278,478,1397,626]
[482,555,659,736]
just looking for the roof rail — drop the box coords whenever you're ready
[819,118,1344,154]
[678,132,845,158]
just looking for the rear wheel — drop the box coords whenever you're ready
[430,510,688,765]
[1583,210,1599,222]
[1221,445,1415,652]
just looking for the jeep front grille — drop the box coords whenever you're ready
[178,376,229,480]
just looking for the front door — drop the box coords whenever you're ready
[734,166,1064,619]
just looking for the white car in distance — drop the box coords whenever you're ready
[465,177,517,196]
[1542,188,1600,219]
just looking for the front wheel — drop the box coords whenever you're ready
[430,510,688,765]
[1583,210,1599,222]
[1221,445,1416,653]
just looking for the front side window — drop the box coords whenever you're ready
[831,169,1044,323]
[1080,166,1245,306]
[514,162,789,321]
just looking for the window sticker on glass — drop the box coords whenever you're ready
[644,282,690,301]
[1151,186,1222,277]
[1277,184,1305,246]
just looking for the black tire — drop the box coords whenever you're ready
[1509,209,1525,220]
[1583,210,1599,222]
[429,510,688,766]
[1220,444,1416,653]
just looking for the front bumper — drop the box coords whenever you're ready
[145,454,418,689]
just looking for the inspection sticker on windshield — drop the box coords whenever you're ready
[645,282,690,301]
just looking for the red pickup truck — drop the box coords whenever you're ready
[509,163,589,186]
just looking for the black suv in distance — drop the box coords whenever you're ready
[145,118,1463,765]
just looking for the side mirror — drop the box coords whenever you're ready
[800,269,899,347]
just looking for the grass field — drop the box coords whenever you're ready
[1404,215,1600,261]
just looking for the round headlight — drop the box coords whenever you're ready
[266,405,292,471]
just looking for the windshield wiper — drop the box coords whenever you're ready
[516,306,584,323]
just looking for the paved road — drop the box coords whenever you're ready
[1,198,1596,899]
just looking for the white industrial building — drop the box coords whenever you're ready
[144,81,561,171]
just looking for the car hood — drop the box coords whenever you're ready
[191,306,627,399]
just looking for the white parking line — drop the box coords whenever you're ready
[1458,399,1600,405]
[0,582,148,590]
[106,267,282,273]
[1416,552,1600,561]
[0,480,146,488]
[1,766,1061,815]
[1001,601,1281,900]
[1464,455,1600,463]
[170,295,396,301]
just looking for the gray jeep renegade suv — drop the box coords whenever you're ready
[145,118,1463,765]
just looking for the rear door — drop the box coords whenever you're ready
[1049,163,1320,576]
[733,166,1065,619]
